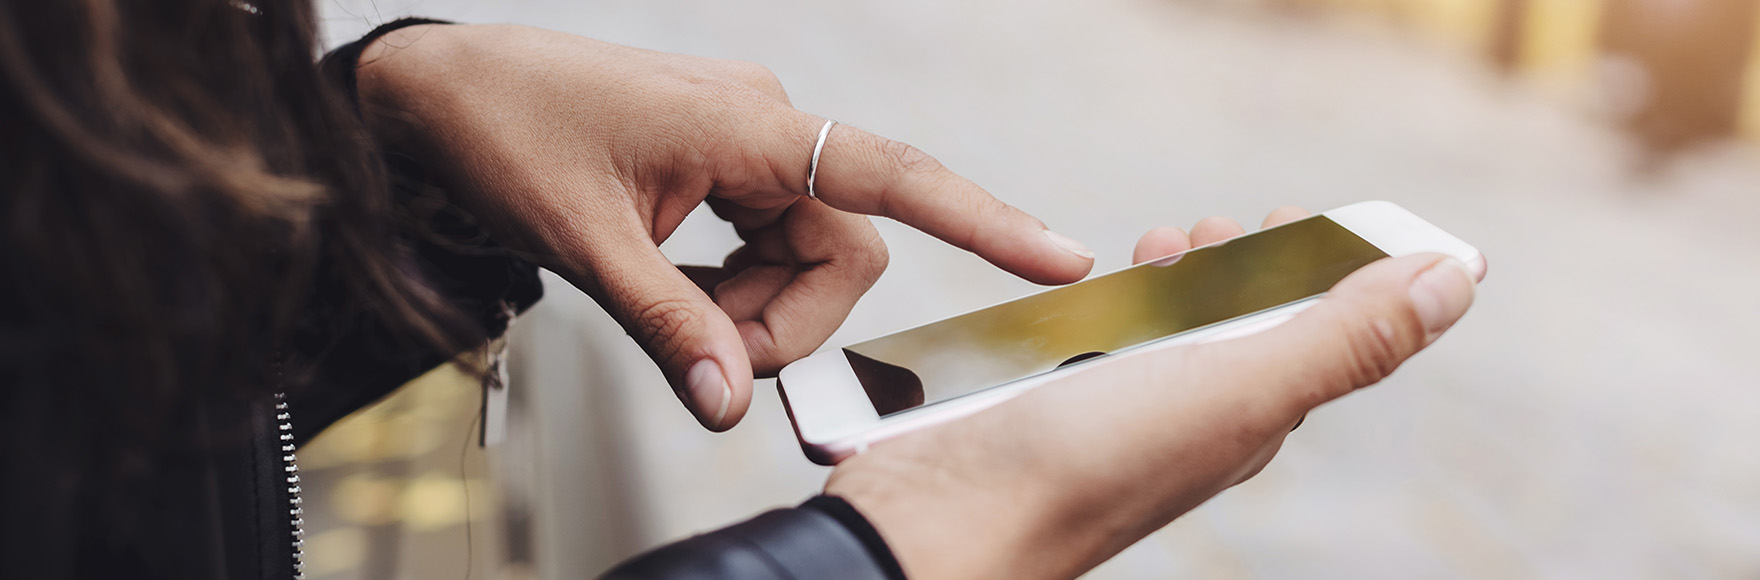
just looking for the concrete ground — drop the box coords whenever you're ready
[320,1,1760,578]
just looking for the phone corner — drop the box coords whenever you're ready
[801,439,850,466]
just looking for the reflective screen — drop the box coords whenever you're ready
[846,216,1388,416]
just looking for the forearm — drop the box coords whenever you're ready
[351,22,460,143]
[347,22,621,269]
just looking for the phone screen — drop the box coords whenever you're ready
[845,215,1389,416]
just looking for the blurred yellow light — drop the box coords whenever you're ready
[303,527,367,576]
[1393,0,1498,52]
[1519,0,1602,77]
[1296,0,1497,53]
[298,362,476,469]
[333,473,404,526]
[401,472,472,532]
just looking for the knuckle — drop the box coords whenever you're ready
[701,77,766,106]
[1336,316,1409,389]
[726,60,774,81]
[724,60,788,99]
[772,335,818,368]
[878,139,944,176]
[741,330,788,371]
[753,65,785,89]
[843,222,891,281]
[864,236,891,279]
[630,298,703,360]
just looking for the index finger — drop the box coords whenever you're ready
[786,116,1095,285]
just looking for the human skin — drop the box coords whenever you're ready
[827,216,1475,579]
[357,24,1477,579]
[355,23,1095,432]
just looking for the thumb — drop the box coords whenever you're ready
[585,241,754,432]
[1198,253,1477,429]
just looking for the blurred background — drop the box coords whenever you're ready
[304,0,1760,578]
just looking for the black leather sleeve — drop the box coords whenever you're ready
[603,496,907,580]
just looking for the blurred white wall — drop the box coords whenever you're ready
[321,1,1760,578]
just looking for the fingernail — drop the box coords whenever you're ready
[684,358,732,429]
[1409,258,1475,342]
[1043,230,1095,260]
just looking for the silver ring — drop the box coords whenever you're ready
[807,119,837,200]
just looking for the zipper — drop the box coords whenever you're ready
[273,390,307,579]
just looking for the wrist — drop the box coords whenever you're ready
[827,446,1102,580]
[351,22,476,145]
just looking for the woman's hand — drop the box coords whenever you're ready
[826,210,1478,580]
[353,24,1095,430]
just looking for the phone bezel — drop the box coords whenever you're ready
[776,200,1485,465]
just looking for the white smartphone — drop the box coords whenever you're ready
[777,201,1485,465]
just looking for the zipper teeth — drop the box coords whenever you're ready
[274,392,307,580]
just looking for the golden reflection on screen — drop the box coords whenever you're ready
[845,216,1388,416]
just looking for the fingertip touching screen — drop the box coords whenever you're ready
[844,215,1389,416]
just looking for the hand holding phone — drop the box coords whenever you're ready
[821,210,1480,580]
[781,201,1485,464]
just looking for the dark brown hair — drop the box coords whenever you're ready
[0,0,478,552]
